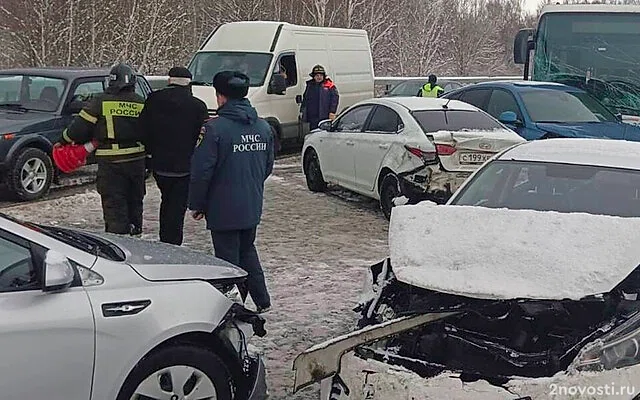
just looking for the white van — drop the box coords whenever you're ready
[187,21,375,151]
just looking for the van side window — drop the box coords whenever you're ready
[276,54,298,87]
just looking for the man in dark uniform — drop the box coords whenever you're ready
[139,66,208,245]
[300,64,340,130]
[189,71,274,313]
[59,63,147,235]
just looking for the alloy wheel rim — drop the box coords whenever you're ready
[20,157,47,194]
[130,365,217,400]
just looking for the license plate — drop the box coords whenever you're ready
[459,152,492,164]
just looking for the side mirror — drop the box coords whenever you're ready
[296,94,302,104]
[514,28,534,64]
[499,111,521,126]
[615,112,623,122]
[43,250,75,292]
[268,74,287,95]
[318,119,333,131]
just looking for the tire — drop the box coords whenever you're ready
[379,173,401,220]
[304,150,327,192]
[116,345,234,400]
[270,124,282,155]
[8,147,54,201]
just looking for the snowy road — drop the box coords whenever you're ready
[1,155,390,399]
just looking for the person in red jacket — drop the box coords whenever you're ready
[299,65,339,130]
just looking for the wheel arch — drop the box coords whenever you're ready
[6,136,54,166]
[113,328,244,400]
[376,166,396,195]
[302,146,318,175]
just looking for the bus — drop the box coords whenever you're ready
[514,4,640,124]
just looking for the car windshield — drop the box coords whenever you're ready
[0,74,66,112]
[451,160,640,217]
[188,51,273,87]
[412,109,503,133]
[520,89,617,123]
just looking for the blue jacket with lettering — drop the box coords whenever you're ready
[188,98,274,231]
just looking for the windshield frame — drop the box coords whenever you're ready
[187,51,274,87]
[0,74,68,112]
[519,88,618,123]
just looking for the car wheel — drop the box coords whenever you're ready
[379,173,401,220]
[8,147,53,201]
[304,150,327,192]
[116,345,233,400]
[270,125,282,155]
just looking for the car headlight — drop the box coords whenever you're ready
[572,312,640,371]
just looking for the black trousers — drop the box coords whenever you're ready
[211,228,271,309]
[96,159,146,235]
[154,173,190,245]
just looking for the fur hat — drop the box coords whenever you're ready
[213,71,250,99]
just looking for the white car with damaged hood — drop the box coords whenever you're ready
[294,138,640,399]
[301,97,525,219]
[0,212,267,400]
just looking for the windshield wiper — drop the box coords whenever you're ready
[190,81,211,86]
[0,103,27,112]
[34,224,124,260]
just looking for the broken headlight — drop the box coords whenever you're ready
[573,312,640,371]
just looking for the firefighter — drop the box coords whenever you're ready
[300,65,340,130]
[418,74,444,98]
[57,62,147,235]
[189,71,274,313]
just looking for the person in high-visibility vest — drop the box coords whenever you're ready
[418,74,444,98]
[57,63,147,235]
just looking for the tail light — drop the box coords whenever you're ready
[405,145,437,163]
[436,144,457,155]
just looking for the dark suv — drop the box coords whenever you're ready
[0,67,152,201]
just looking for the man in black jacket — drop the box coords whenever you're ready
[139,67,208,245]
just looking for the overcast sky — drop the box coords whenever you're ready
[523,0,542,14]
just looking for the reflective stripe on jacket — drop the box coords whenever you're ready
[420,83,444,98]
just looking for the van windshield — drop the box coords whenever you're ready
[188,52,273,87]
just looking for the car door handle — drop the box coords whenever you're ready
[378,144,390,149]
[346,141,355,146]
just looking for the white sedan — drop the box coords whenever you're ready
[301,97,525,219]
[0,213,267,400]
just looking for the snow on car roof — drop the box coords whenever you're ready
[499,138,640,171]
[389,202,640,300]
[377,97,478,112]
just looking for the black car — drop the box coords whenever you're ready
[0,67,152,201]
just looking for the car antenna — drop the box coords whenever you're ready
[442,98,451,109]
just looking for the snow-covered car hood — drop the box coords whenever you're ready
[93,232,247,282]
[389,202,640,300]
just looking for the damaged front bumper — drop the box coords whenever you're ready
[218,303,269,399]
[294,316,640,400]
[292,312,459,392]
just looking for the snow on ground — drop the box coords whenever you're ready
[2,155,389,399]
[389,202,640,300]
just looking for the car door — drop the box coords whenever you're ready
[353,105,400,193]
[321,104,374,187]
[485,88,529,138]
[0,230,94,400]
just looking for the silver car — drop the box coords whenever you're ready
[0,213,267,400]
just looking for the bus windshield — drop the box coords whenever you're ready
[533,11,640,117]
[188,52,273,87]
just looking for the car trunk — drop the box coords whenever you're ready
[429,129,523,173]
[354,259,640,384]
